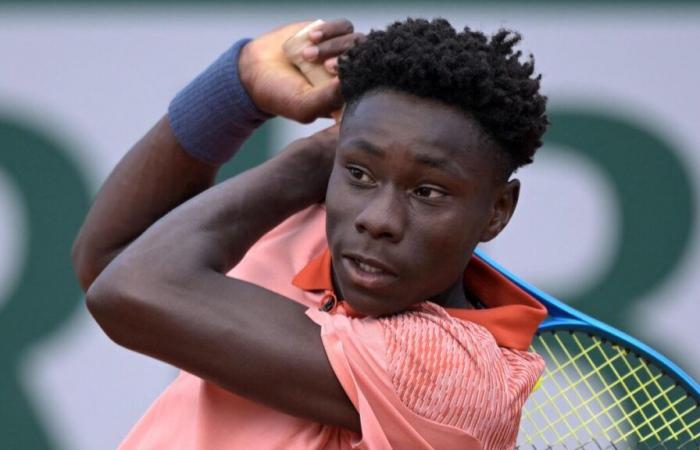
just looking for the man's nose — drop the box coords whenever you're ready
[354,187,405,242]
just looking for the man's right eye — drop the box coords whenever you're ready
[347,166,373,184]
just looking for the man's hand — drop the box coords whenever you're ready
[72,21,355,291]
[239,19,363,123]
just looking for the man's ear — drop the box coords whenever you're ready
[479,179,520,242]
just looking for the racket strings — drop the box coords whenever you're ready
[526,336,638,442]
[575,334,697,446]
[588,340,679,442]
[610,353,699,445]
[554,333,632,438]
[610,339,696,442]
[599,343,664,441]
[517,330,700,449]
[538,336,620,442]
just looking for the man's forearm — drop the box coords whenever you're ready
[72,40,270,291]
[84,129,334,353]
[110,137,330,280]
[72,116,218,290]
[83,135,358,431]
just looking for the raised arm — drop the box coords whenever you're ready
[85,125,363,431]
[78,20,366,433]
[71,118,215,290]
[72,20,355,290]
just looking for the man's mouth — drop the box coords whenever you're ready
[355,259,383,274]
[341,253,398,290]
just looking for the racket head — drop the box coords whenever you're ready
[474,249,700,448]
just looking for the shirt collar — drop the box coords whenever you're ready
[292,248,547,351]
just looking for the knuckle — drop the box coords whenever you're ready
[332,38,348,53]
[330,18,353,32]
[343,20,354,34]
[318,40,339,57]
[346,32,364,49]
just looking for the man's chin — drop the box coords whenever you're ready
[333,263,411,316]
[342,290,408,318]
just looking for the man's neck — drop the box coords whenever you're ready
[430,276,473,309]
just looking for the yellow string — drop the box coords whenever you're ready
[541,335,605,443]
[636,403,699,443]
[570,333,630,439]
[523,333,629,443]
[636,355,688,440]
[552,332,620,439]
[599,343,659,441]
[616,347,667,441]
[522,334,617,443]
[519,330,700,448]
[613,386,687,442]
[546,347,656,439]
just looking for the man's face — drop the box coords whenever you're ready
[325,89,517,317]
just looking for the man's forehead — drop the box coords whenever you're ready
[339,90,498,169]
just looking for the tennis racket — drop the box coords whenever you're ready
[475,250,700,449]
[284,23,700,449]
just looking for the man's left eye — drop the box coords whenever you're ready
[413,186,446,199]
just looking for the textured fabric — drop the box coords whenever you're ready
[381,303,544,450]
[292,249,547,351]
[119,205,545,449]
[168,39,272,165]
[306,307,484,450]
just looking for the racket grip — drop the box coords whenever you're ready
[283,20,342,122]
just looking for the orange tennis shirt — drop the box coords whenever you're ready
[119,204,547,450]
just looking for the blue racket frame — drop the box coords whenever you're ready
[474,248,700,402]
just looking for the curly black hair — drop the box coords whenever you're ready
[338,18,548,172]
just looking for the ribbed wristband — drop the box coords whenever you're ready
[168,39,273,166]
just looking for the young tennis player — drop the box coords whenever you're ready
[73,17,548,449]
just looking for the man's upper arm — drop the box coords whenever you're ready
[87,262,360,432]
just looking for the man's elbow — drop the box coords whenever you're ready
[72,233,124,293]
[85,262,149,351]
[72,237,99,292]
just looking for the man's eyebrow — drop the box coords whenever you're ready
[413,153,464,178]
[344,138,466,178]
[344,138,385,157]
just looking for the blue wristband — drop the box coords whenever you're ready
[168,39,273,166]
